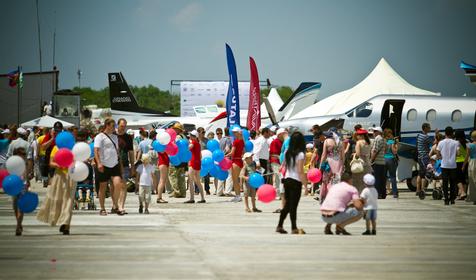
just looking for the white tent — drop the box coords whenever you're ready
[21,115,75,128]
[291,58,440,120]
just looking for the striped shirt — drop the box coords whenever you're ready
[416,133,432,159]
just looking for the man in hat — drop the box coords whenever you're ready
[7,127,30,158]
[370,126,387,199]
[269,128,287,212]
[168,122,187,198]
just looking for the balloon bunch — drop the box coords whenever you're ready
[1,157,39,213]
[198,139,230,180]
[153,128,192,166]
[54,131,92,182]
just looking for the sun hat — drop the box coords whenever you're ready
[363,173,375,186]
[190,130,199,137]
[276,128,286,135]
[306,143,314,149]
[242,152,253,160]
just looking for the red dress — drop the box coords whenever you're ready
[157,152,169,167]
[232,138,244,168]
[189,139,201,171]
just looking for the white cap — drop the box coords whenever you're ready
[242,152,253,160]
[231,126,241,132]
[1,129,11,134]
[190,130,199,137]
[276,128,286,135]
[17,127,27,135]
[363,173,375,186]
[269,125,277,133]
[373,126,383,132]
[126,129,134,135]
[306,143,313,149]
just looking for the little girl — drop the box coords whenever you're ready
[137,154,155,214]
[361,174,378,235]
[12,147,29,236]
[303,143,314,196]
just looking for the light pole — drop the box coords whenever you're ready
[77,68,82,88]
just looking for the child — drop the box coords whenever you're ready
[427,155,442,190]
[240,152,262,213]
[361,173,378,235]
[12,147,30,236]
[137,154,155,214]
[303,143,314,196]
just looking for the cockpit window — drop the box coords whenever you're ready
[346,102,373,118]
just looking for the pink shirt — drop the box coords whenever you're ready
[320,182,359,213]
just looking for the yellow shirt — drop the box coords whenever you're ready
[304,151,313,172]
[50,146,68,174]
[37,135,47,156]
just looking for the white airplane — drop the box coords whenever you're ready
[276,58,476,191]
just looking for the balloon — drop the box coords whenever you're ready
[209,164,220,177]
[17,192,39,213]
[165,142,178,156]
[2,174,23,196]
[176,139,189,151]
[89,142,95,158]
[157,131,171,145]
[179,150,192,163]
[218,158,233,170]
[212,150,225,162]
[56,131,75,149]
[0,169,9,188]
[201,157,213,170]
[245,141,254,152]
[6,155,26,176]
[72,142,91,162]
[199,168,209,177]
[307,168,322,183]
[166,128,177,142]
[217,169,229,181]
[68,161,90,182]
[257,184,276,203]
[201,149,212,159]
[152,140,166,152]
[54,148,74,168]
[249,172,265,189]
[206,139,220,152]
[169,155,181,166]
[242,129,250,140]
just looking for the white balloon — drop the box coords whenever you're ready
[72,142,91,162]
[157,132,171,145]
[201,150,212,159]
[155,129,166,138]
[68,161,89,182]
[6,155,25,176]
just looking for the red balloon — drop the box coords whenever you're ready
[257,184,276,203]
[218,158,232,170]
[307,168,322,183]
[165,142,178,156]
[166,128,177,142]
[54,148,74,168]
[0,169,9,188]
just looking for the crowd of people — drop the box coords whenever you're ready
[1,117,475,236]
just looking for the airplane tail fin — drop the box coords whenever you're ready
[276,82,321,121]
[262,88,283,125]
[460,61,476,85]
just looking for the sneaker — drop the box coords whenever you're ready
[362,230,371,235]
[184,200,195,204]
[371,230,376,235]
[230,196,242,202]
[252,208,262,213]
[197,199,206,203]
[139,205,143,214]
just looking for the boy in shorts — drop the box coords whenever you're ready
[361,173,378,235]
[240,152,262,213]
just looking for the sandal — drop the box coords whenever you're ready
[245,208,252,213]
[99,209,107,216]
[156,198,168,204]
[275,227,288,234]
[291,228,306,235]
[117,210,126,216]
[336,226,351,235]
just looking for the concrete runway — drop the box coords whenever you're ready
[1,182,475,280]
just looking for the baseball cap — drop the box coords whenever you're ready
[363,173,375,186]
[242,152,253,160]
[276,128,286,135]
[2,128,11,134]
[17,127,27,135]
[306,143,313,149]
[231,126,241,133]
[373,126,383,132]
[190,130,199,137]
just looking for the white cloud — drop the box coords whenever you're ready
[171,2,203,30]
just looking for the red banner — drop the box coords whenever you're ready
[247,57,261,131]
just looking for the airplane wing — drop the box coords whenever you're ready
[460,61,476,85]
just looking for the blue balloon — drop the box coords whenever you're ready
[242,129,250,140]
[199,169,209,177]
[217,169,229,181]
[206,139,220,152]
[152,140,166,152]
[17,192,39,213]
[201,157,213,168]
[212,150,225,162]
[249,172,264,189]
[169,155,181,166]
[89,142,95,158]
[179,150,192,163]
[2,174,23,196]
[245,141,254,152]
[176,139,189,151]
[209,164,220,177]
[56,131,75,150]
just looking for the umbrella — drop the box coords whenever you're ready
[21,115,75,128]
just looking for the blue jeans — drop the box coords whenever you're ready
[385,158,398,195]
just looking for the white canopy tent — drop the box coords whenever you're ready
[291,58,440,120]
[21,115,75,128]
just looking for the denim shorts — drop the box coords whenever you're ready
[364,209,377,221]
[321,207,362,224]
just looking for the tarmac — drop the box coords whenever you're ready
[0,181,475,280]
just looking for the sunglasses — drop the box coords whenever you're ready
[216,132,223,135]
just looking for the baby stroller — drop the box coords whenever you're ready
[426,159,443,200]
[74,162,97,210]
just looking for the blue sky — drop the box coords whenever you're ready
[1,0,476,98]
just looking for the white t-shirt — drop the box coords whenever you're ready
[94,133,119,168]
[252,135,270,162]
[137,164,155,187]
[360,187,378,210]
[437,138,459,169]
[284,152,305,182]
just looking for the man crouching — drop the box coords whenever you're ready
[320,172,364,235]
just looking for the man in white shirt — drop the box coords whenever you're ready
[437,126,460,205]
[94,118,125,215]
[253,127,271,183]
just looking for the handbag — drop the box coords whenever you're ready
[350,154,364,173]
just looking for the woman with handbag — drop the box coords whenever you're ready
[383,129,399,198]
[351,129,372,193]
[319,130,345,201]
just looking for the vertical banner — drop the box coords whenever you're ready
[225,44,240,127]
[247,57,261,131]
